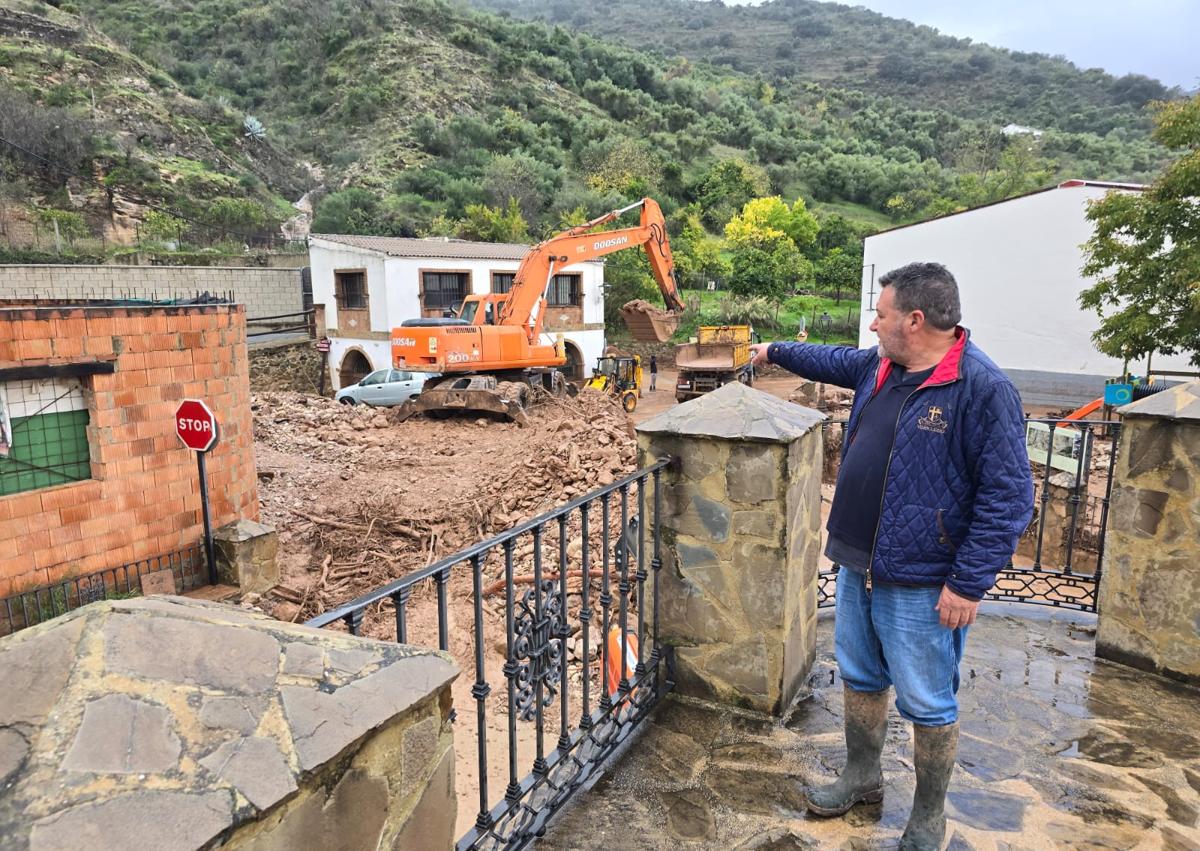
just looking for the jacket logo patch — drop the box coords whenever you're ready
[918,405,948,434]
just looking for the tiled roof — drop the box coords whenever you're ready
[311,234,532,260]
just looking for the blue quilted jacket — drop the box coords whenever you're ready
[767,329,1034,600]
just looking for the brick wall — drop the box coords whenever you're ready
[0,265,302,320]
[0,304,258,595]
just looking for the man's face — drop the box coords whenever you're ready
[869,286,914,363]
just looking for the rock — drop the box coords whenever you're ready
[103,612,281,695]
[199,696,266,736]
[0,728,29,786]
[282,653,456,772]
[62,695,181,774]
[0,614,85,727]
[946,788,1028,832]
[281,643,325,678]
[664,789,715,841]
[29,791,233,851]
[272,601,302,623]
[200,736,297,811]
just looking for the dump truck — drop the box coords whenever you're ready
[675,325,754,402]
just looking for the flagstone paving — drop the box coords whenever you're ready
[542,605,1200,849]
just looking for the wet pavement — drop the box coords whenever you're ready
[540,605,1200,850]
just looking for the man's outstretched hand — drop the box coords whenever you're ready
[749,343,771,367]
[935,585,979,629]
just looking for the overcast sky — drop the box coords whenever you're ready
[741,1,1199,90]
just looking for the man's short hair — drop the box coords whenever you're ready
[879,262,961,331]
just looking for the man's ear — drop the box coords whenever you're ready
[908,310,925,331]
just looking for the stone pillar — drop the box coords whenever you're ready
[637,381,826,714]
[1097,381,1200,684]
[0,596,458,850]
[214,519,280,593]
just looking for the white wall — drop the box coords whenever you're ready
[308,240,387,335]
[860,185,1194,381]
[310,238,607,389]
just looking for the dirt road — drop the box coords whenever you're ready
[629,365,812,424]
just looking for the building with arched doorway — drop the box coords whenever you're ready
[309,235,606,389]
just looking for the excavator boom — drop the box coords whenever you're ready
[499,198,685,340]
[392,198,684,421]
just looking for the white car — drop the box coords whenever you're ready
[335,369,437,406]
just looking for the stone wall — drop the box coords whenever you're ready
[0,265,302,321]
[0,304,258,595]
[0,596,458,851]
[1096,381,1200,684]
[637,381,826,714]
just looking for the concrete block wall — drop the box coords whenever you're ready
[0,265,302,320]
[0,304,258,595]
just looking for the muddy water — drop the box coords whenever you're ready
[539,607,1200,849]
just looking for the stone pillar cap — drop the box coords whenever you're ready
[636,381,826,443]
[0,596,457,850]
[213,518,276,541]
[1118,379,1200,421]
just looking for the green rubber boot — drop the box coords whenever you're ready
[899,721,959,851]
[805,686,889,816]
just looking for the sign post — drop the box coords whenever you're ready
[316,336,331,396]
[176,399,220,584]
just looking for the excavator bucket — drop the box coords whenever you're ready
[621,300,681,343]
[394,376,530,425]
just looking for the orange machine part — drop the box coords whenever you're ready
[605,625,639,699]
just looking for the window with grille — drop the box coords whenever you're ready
[546,273,582,307]
[334,270,368,309]
[422,272,470,312]
[491,272,515,294]
[0,377,92,497]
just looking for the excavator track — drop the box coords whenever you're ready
[395,375,529,424]
[394,374,562,424]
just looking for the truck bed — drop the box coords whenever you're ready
[676,341,750,371]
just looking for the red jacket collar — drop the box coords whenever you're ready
[873,327,968,395]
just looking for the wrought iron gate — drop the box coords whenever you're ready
[818,418,1119,613]
[307,459,672,850]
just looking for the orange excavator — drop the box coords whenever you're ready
[393,198,685,422]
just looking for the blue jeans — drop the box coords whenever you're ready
[834,566,967,727]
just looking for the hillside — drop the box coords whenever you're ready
[0,0,1174,262]
[473,0,1180,137]
[0,2,308,253]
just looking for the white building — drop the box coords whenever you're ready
[309,235,607,390]
[859,179,1195,406]
[1001,123,1044,138]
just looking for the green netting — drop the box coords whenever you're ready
[0,410,91,496]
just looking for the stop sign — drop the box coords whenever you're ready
[176,399,219,452]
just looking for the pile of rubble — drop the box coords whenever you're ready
[787,381,854,482]
[254,389,639,622]
[249,343,323,393]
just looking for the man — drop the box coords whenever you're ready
[649,354,658,391]
[749,262,1033,851]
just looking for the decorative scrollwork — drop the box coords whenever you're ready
[512,579,564,722]
[818,567,1097,612]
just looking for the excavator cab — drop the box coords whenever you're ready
[586,355,642,413]
[457,293,508,326]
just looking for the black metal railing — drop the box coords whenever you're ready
[817,418,1120,613]
[246,309,315,339]
[0,545,207,636]
[306,459,674,850]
